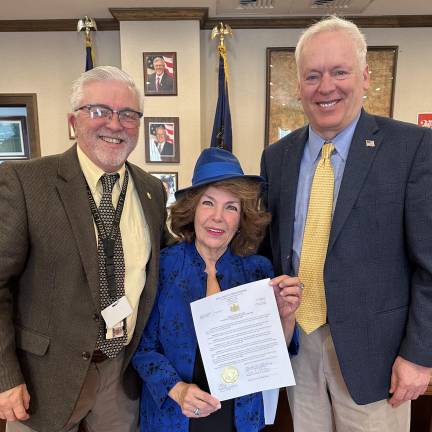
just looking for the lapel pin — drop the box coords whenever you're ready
[365,139,375,148]
[146,192,152,199]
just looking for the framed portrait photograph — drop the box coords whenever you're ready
[265,46,398,146]
[149,172,178,207]
[145,117,180,163]
[143,52,178,96]
[0,116,29,160]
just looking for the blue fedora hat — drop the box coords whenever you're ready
[175,147,263,198]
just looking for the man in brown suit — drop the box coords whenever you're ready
[0,66,167,431]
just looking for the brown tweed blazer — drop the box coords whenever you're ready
[0,145,166,431]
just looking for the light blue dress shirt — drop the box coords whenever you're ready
[292,114,361,274]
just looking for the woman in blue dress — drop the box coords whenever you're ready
[133,148,302,432]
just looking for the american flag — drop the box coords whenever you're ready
[162,56,174,77]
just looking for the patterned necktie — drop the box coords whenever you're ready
[95,173,127,357]
[156,76,160,91]
[297,143,335,334]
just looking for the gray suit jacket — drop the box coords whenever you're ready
[260,110,432,404]
[0,145,167,431]
[146,73,174,94]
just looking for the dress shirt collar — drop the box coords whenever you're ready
[307,112,361,163]
[76,144,126,194]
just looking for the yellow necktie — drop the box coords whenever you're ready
[297,143,334,334]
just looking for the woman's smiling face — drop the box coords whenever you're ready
[194,186,241,261]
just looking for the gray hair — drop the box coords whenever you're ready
[295,15,367,73]
[70,65,142,110]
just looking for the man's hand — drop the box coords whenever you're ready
[389,356,431,407]
[0,383,30,421]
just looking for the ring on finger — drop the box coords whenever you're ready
[194,407,200,417]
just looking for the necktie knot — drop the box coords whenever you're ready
[101,174,119,194]
[322,143,334,161]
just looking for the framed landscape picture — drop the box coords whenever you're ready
[0,93,40,161]
[265,46,398,146]
[0,116,29,160]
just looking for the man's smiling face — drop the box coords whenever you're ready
[71,80,140,172]
[297,30,369,140]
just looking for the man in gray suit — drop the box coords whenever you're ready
[261,16,432,431]
[0,66,167,431]
[146,57,174,94]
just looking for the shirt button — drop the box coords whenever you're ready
[82,351,91,361]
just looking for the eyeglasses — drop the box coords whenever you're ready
[75,104,143,128]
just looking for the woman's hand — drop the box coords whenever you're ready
[269,275,302,340]
[168,381,221,418]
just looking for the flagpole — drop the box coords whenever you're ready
[77,16,97,71]
[210,22,233,152]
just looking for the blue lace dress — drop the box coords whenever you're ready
[133,241,299,432]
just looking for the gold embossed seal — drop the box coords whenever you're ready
[221,366,239,384]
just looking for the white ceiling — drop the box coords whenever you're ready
[1,0,432,20]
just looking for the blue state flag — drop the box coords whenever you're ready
[210,51,232,152]
[85,39,94,71]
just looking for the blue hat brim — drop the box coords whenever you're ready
[175,173,264,199]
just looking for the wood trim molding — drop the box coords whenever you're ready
[0,10,431,32]
[109,7,209,26]
[0,18,118,32]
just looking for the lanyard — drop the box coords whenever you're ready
[86,170,129,298]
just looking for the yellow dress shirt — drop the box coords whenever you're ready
[77,145,151,344]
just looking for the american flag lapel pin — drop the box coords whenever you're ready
[365,139,375,147]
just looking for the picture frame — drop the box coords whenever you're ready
[149,171,178,207]
[265,46,398,146]
[143,52,178,96]
[144,117,180,163]
[0,94,40,160]
[0,116,29,160]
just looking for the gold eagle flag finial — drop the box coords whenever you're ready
[77,16,97,70]
[77,16,97,44]
[210,22,233,84]
[211,22,233,50]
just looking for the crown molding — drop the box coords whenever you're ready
[109,7,208,26]
[0,10,431,32]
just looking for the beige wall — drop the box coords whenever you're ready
[1,25,431,187]
[0,31,120,156]
[119,20,202,187]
